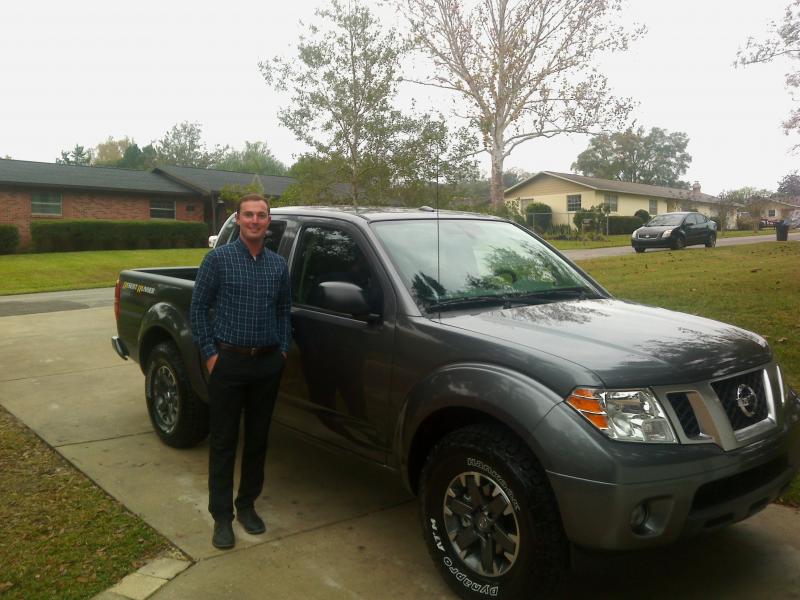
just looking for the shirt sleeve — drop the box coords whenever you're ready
[275,259,292,353]
[190,251,219,361]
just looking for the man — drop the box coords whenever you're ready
[190,193,291,550]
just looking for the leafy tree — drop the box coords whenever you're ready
[154,121,229,168]
[261,0,476,205]
[282,154,350,205]
[737,1,800,145]
[219,175,266,211]
[777,170,800,196]
[214,141,288,176]
[399,0,640,206]
[93,136,133,166]
[572,126,692,187]
[56,144,92,166]
[115,143,157,170]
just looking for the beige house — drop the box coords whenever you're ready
[504,171,728,228]
[755,197,800,223]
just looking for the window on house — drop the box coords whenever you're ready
[31,192,62,216]
[150,199,176,219]
[603,193,618,212]
[567,194,582,212]
[649,199,658,215]
[768,209,776,217]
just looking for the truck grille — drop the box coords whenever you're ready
[711,370,768,431]
[666,392,702,437]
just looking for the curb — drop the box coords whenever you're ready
[92,555,192,600]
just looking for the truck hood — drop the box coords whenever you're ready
[442,299,771,387]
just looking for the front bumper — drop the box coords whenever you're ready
[631,235,675,249]
[536,375,800,551]
[548,433,798,550]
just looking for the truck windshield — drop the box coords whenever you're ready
[372,219,599,312]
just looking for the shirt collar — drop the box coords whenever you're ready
[234,236,264,259]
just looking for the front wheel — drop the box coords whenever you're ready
[672,235,686,250]
[419,424,568,600]
[145,341,208,448]
[705,233,716,248]
[634,247,645,253]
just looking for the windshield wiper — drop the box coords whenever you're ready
[427,295,511,311]
[427,287,599,312]
[502,287,600,304]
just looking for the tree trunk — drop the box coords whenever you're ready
[490,145,505,208]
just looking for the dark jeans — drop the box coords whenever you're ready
[207,347,284,522]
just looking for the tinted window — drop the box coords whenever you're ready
[292,226,381,312]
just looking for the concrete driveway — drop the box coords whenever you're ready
[1,281,799,598]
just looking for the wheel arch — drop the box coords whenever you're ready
[396,362,564,494]
[137,302,207,402]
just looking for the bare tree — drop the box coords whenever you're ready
[399,0,641,206]
[737,1,800,146]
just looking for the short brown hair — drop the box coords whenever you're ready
[236,194,270,215]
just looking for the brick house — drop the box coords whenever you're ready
[0,159,296,250]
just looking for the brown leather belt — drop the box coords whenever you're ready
[217,341,278,357]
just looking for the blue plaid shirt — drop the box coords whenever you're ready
[190,237,291,360]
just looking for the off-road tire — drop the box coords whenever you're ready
[705,233,716,248]
[145,341,208,448]
[419,424,568,600]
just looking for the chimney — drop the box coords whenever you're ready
[692,181,701,193]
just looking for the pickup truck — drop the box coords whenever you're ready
[113,206,800,600]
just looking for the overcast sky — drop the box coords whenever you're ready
[0,0,796,195]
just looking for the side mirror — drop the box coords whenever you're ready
[316,281,372,318]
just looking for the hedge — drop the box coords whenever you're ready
[30,220,208,253]
[607,215,645,235]
[0,224,20,254]
[525,202,553,232]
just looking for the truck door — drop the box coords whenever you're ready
[276,221,395,463]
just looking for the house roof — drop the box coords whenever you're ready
[0,158,196,196]
[152,165,296,197]
[506,171,721,203]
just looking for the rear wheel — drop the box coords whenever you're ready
[705,233,716,248]
[145,341,208,448]
[419,424,568,599]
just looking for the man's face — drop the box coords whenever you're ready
[236,199,270,245]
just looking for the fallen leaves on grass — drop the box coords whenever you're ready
[0,406,174,600]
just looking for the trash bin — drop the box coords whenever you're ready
[776,220,790,241]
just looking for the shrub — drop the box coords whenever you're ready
[634,209,650,223]
[736,215,756,231]
[573,208,600,231]
[542,224,577,240]
[30,220,208,252]
[608,215,644,235]
[0,224,20,254]
[525,202,553,232]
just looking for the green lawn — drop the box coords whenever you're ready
[0,248,208,295]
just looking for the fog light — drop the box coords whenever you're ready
[630,503,648,530]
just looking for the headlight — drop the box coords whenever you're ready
[566,387,677,443]
[631,229,639,239]
[661,228,673,237]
